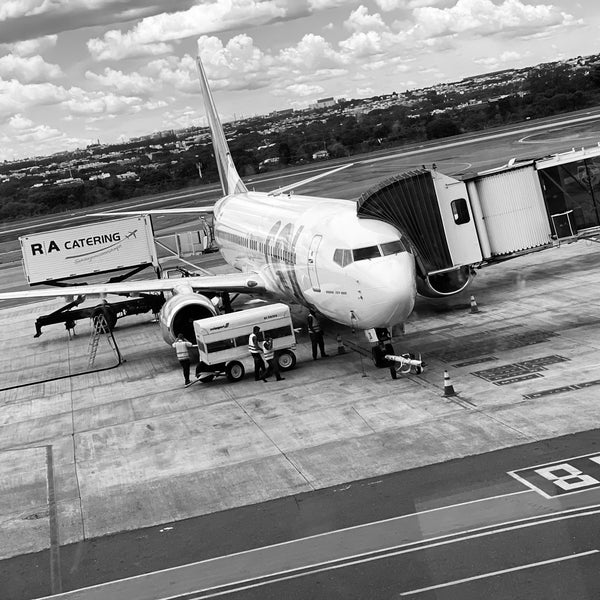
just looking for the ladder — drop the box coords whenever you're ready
[88,313,114,367]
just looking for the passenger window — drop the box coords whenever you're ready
[451,198,470,225]
[381,240,407,255]
[353,246,381,261]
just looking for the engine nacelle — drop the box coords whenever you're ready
[416,265,475,298]
[159,292,218,344]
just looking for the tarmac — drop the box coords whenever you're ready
[3,237,600,562]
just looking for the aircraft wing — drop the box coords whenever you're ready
[95,207,214,216]
[0,271,267,301]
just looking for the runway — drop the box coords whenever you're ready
[4,112,600,600]
[7,431,600,600]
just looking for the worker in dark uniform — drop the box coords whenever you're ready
[249,325,266,381]
[307,309,328,360]
[262,336,285,381]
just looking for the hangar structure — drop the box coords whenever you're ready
[357,143,600,297]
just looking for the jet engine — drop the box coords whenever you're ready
[415,265,475,298]
[159,287,218,344]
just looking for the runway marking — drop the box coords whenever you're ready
[35,490,531,599]
[399,549,599,596]
[509,451,600,498]
[41,497,600,600]
[167,509,600,599]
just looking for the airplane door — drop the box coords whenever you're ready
[307,235,322,292]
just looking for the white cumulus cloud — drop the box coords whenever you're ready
[88,0,286,61]
[1,34,57,56]
[344,5,387,32]
[61,88,142,117]
[0,54,62,83]
[285,82,325,96]
[0,79,67,119]
[85,67,156,95]
[8,113,34,129]
[413,0,579,39]
[197,35,271,91]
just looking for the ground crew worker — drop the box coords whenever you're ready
[172,333,193,386]
[307,309,328,360]
[262,336,285,382]
[249,325,266,381]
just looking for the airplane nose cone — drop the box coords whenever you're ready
[357,252,416,328]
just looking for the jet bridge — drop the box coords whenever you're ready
[357,169,483,297]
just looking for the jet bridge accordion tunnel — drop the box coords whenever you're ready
[357,169,483,297]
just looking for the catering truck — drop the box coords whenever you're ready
[20,214,158,285]
[193,303,297,382]
[19,215,165,337]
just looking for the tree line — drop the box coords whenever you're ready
[2,61,600,222]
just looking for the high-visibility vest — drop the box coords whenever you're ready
[248,333,260,354]
[308,313,321,333]
[262,341,274,360]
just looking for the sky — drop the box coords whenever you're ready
[0,0,597,162]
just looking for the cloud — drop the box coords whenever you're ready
[0,115,91,160]
[0,0,196,46]
[61,88,143,117]
[0,79,67,119]
[146,55,199,93]
[308,0,352,8]
[285,83,325,97]
[374,0,444,9]
[474,50,529,68]
[412,0,580,39]
[87,34,172,61]
[197,35,271,91]
[1,34,57,56]
[85,67,156,95]
[277,33,346,71]
[8,113,34,129]
[88,0,286,61]
[0,54,62,83]
[344,5,387,32]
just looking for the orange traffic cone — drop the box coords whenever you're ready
[470,295,479,314]
[443,370,457,396]
[337,334,346,354]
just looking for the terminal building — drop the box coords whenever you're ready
[357,144,600,297]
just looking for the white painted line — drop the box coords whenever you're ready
[508,470,553,499]
[171,512,600,600]
[35,490,533,599]
[509,450,600,472]
[399,549,599,596]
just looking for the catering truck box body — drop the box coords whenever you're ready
[19,215,158,285]
[193,303,297,382]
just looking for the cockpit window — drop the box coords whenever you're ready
[333,248,353,267]
[352,246,381,261]
[381,240,407,255]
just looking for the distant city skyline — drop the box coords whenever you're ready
[0,0,597,162]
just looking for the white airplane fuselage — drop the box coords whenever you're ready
[214,190,417,330]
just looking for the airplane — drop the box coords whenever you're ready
[0,55,417,348]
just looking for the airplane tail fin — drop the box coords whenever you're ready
[196,56,248,196]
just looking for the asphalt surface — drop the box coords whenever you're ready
[3,429,600,600]
[5,112,600,600]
